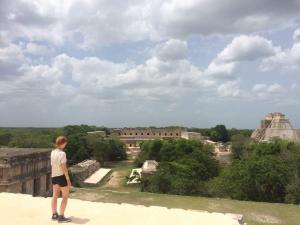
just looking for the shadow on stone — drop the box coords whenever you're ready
[69,216,90,224]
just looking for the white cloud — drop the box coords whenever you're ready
[291,83,298,89]
[0,35,294,109]
[267,83,283,93]
[0,34,299,126]
[0,42,24,63]
[251,83,284,100]
[252,83,267,92]
[261,42,300,71]
[1,0,300,47]
[204,35,278,89]
[0,42,27,79]
[156,0,300,38]
[252,83,283,93]
[216,35,276,62]
[152,39,187,61]
[217,80,240,97]
[24,42,55,56]
[205,62,236,80]
[293,28,300,41]
[0,38,248,111]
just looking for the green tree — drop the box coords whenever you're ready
[231,134,251,159]
[285,179,300,204]
[65,133,89,164]
[210,130,222,142]
[106,138,127,161]
[139,138,219,196]
[0,132,12,146]
[210,125,229,142]
[86,135,127,164]
[209,156,291,203]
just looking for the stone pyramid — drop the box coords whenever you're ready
[251,112,300,142]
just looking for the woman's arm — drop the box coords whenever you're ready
[61,163,72,187]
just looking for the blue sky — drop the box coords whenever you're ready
[0,0,300,129]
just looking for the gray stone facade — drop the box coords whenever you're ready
[0,148,52,197]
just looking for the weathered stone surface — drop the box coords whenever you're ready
[141,160,158,178]
[0,193,246,225]
[69,160,100,186]
[0,148,51,197]
[84,168,111,184]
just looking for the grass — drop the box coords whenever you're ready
[70,160,300,225]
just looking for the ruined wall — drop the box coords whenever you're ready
[111,128,186,138]
[0,149,51,197]
[69,160,100,187]
[0,185,6,192]
[181,132,203,141]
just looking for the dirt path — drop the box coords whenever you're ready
[103,170,127,188]
[102,160,134,188]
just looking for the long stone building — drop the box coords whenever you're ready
[109,128,203,157]
[251,112,300,142]
[0,148,52,197]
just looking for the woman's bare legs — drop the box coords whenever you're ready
[59,186,70,216]
[51,184,61,214]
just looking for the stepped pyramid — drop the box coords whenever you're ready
[251,112,300,142]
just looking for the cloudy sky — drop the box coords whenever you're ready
[0,0,300,129]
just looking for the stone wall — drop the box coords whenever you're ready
[111,128,186,138]
[0,148,52,197]
[69,160,100,187]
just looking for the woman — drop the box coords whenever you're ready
[51,136,72,223]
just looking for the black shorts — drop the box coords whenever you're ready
[52,175,68,187]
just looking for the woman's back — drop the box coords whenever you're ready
[51,149,67,177]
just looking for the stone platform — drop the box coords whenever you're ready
[84,168,111,184]
[0,193,245,225]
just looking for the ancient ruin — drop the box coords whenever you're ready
[181,131,204,141]
[251,112,300,142]
[109,128,203,157]
[141,160,158,178]
[0,148,52,197]
[69,159,101,186]
[204,140,231,154]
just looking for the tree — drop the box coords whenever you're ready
[62,125,101,164]
[86,135,127,164]
[0,132,12,146]
[106,138,127,161]
[248,141,281,157]
[209,125,229,142]
[209,156,291,203]
[285,179,300,204]
[231,134,251,159]
[63,125,96,136]
[8,133,52,148]
[228,128,253,139]
[210,130,222,142]
[139,138,219,196]
[65,133,89,164]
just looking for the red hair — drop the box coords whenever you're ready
[55,136,67,147]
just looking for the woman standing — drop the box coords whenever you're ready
[51,136,72,223]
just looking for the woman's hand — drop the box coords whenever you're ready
[67,179,72,189]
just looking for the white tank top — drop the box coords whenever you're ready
[51,148,67,177]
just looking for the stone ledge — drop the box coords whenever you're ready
[0,192,246,225]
